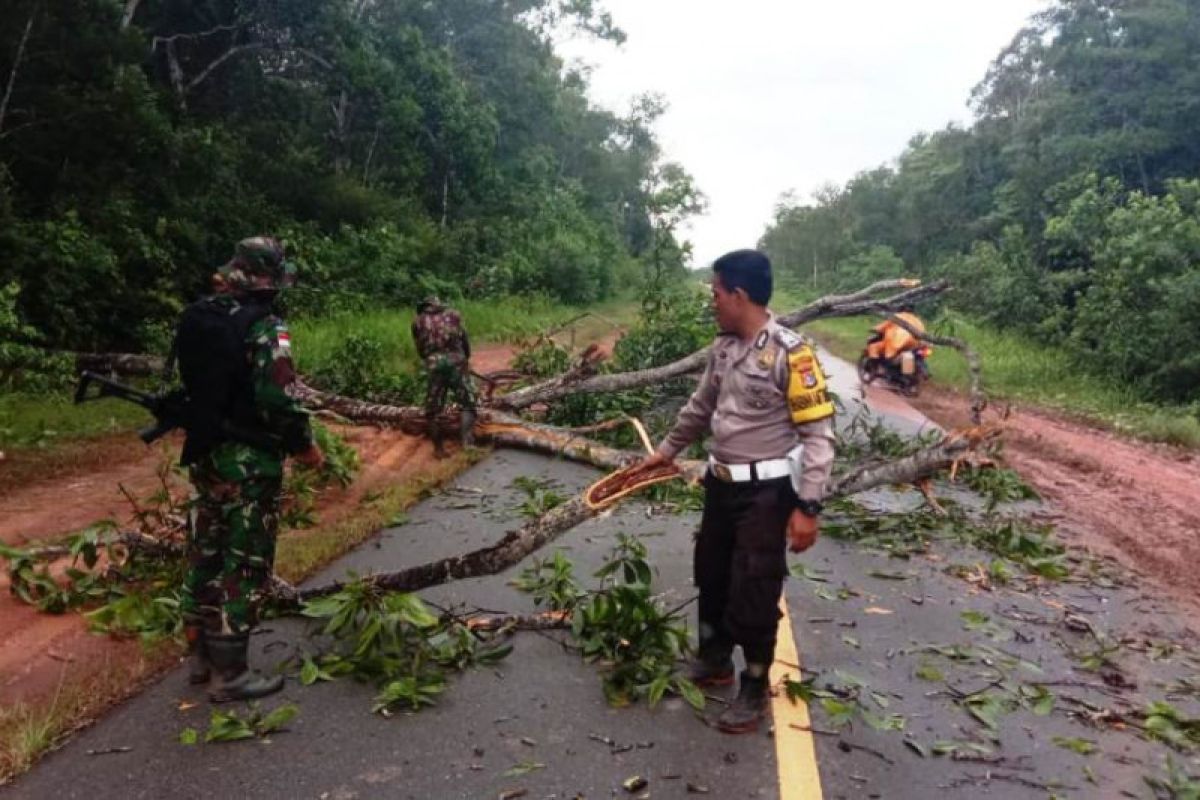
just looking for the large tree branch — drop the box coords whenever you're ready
[273,421,995,607]
[493,280,950,411]
[72,352,165,376]
[185,43,266,93]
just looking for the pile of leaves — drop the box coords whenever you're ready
[514,533,703,710]
[296,581,511,715]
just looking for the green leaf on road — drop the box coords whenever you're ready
[820,698,856,728]
[256,703,300,735]
[915,663,944,682]
[205,710,256,743]
[503,760,546,778]
[1053,736,1098,756]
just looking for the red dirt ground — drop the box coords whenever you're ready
[0,340,590,714]
[0,337,559,712]
[902,384,1200,609]
[470,331,621,376]
[0,425,439,712]
[0,334,607,716]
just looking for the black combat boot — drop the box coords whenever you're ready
[460,407,476,449]
[430,421,447,459]
[182,613,211,685]
[717,670,769,734]
[684,634,735,688]
[207,632,284,703]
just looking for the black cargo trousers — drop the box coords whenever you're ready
[694,470,794,667]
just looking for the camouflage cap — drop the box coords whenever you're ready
[222,236,297,292]
[418,295,444,312]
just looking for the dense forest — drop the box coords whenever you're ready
[0,0,701,357]
[761,0,1200,402]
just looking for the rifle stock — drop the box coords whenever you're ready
[74,371,282,453]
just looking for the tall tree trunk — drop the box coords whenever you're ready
[331,91,350,175]
[120,0,141,30]
[0,2,38,136]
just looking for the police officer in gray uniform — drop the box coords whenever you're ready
[639,249,836,733]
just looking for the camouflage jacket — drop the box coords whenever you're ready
[412,308,470,366]
[199,296,313,482]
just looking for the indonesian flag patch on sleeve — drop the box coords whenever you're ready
[277,329,291,350]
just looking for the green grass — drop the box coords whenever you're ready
[805,315,1200,450]
[0,393,150,451]
[1,294,639,463]
[292,294,636,378]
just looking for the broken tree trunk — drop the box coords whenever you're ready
[42,276,996,613]
[72,352,166,377]
[493,279,949,411]
[274,423,997,607]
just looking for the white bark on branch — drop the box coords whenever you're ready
[271,421,996,606]
[120,0,141,30]
[493,279,950,411]
[186,43,266,93]
[0,2,37,136]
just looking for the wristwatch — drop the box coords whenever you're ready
[793,497,823,518]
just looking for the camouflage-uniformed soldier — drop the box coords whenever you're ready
[640,249,836,734]
[176,236,324,702]
[412,296,475,458]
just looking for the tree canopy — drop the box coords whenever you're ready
[0,0,701,352]
[760,0,1200,402]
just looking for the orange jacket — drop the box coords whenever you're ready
[868,312,926,360]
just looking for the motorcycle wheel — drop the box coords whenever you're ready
[857,355,876,385]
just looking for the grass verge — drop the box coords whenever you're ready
[1,294,637,473]
[0,394,150,456]
[292,294,636,379]
[805,315,1200,450]
[0,642,177,783]
[275,448,482,584]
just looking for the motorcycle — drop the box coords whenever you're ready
[857,331,931,397]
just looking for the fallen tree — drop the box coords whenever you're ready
[30,278,1002,613]
[269,421,998,607]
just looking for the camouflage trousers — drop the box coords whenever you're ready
[424,355,475,419]
[180,467,282,635]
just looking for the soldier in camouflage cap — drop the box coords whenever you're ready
[176,235,323,702]
[412,295,476,458]
[215,236,298,293]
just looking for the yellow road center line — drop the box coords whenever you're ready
[772,593,824,800]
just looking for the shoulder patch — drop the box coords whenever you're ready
[774,327,804,351]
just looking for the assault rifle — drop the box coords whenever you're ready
[74,370,282,451]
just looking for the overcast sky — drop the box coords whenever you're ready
[556,0,1047,268]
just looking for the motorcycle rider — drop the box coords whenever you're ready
[863,306,930,390]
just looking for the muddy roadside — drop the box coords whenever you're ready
[900,383,1200,613]
[0,342,535,778]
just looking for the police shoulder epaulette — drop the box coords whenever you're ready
[773,327,805,351]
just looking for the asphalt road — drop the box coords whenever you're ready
[7,352,1198,799]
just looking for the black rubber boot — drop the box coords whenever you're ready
[684,642,735,688]
[429,418,448,459]
[207,633,284,703]
[460,407,476,448]
[183,614,211,685]
[717,671,769,734]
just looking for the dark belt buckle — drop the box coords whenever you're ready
[712,463,733,482]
